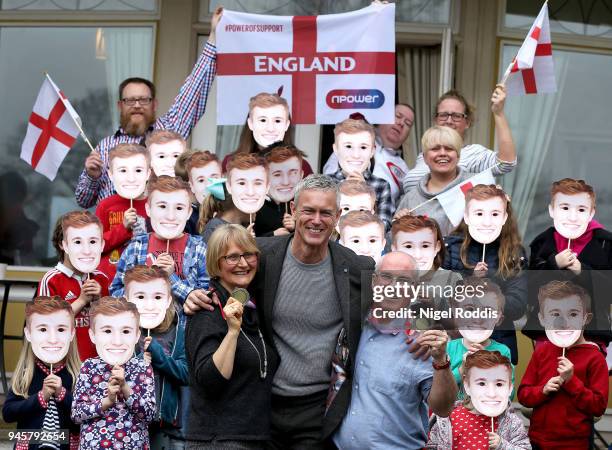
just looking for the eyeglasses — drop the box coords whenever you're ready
[121,97,153,106]
[435,112,467,122]
[372,272,414,286]
[220,252,258,266]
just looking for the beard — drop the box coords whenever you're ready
[120,109,155,136]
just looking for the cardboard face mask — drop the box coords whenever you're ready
[145,190,192,240]
[339,193,375,216]
[89,311,141,366]
[340,223,385,264]
[247,105,290,148]
[226,166,269,214]
[24,310,75,364]
[457,292,501,343]
[189,161,223,204]
[126,278,172,330]
[334,131,375,175]
[464,366,512,417]
[538,294,588,348]
[548,192,595,239]
[109,154,150,200]
[149,141,183,177]
[268,157,303,204]
[62,224,104,274]
[392,228,440,271]
[465,197,508,244]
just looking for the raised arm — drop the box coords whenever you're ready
[157,8,223,138]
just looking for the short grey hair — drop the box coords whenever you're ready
[294,174,340,210]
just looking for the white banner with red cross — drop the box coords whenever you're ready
[216,3,396,125]
[20,75,81,181]
[503,2,556,96]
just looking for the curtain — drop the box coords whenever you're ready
[397,45,441,167]
[500,52,570,238]
[216,125,243,159]
[103,27,154,131]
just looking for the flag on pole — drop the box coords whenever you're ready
[216,3,396,125]
[435,169,496,227]
[504,2,556,96]
[20,75,81,181]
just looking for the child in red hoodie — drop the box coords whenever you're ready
[95,144,149,280]
[518,280,608,450]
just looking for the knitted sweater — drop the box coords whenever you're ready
[427,402,531,449]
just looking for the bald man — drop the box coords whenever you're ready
[333,252,457,449]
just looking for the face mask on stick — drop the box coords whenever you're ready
[24,310,75,365]
[109,154,150,200]
[464,365,512,419]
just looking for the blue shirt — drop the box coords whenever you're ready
[333,323,433,449]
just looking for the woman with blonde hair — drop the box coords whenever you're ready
[395,126,477,236]
[185,224,279,449]
[3,296,81,449]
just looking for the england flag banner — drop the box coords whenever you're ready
[216,3,396,125]
[21,75,81,181]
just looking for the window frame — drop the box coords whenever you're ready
[0,21,157,270]
[0,0,160,21]
[497,0,612,51]
[193,0,461,169]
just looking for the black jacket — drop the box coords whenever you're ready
[529,226,612,270]
[185,279,280,441]
[2,364,78,449]
[250,234,374,440]
[442,234,528,327]
[525,226,612,345]
[254,199,290,237]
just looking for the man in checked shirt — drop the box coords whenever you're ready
[75,7,223,209]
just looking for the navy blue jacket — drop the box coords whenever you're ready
[2,364,78,449]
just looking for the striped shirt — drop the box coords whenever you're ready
[75,42,217,208]
[402,144,517,194]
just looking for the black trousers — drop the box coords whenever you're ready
[266,389,334,450]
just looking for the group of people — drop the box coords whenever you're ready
[2,6,611,450]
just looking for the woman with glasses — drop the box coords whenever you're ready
[185,224,279,449]
[394,126,477,236]
[402,86,517,193]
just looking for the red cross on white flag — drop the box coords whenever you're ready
[20,75,81,181]
[503,2,556,96]
[430,169,496,227]
[216,3,396,125]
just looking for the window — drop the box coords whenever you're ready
[504,0,612,39]
[498,43,612,244]
[1,0,157,12]
[0,25,154,266]
[203,0,451,24]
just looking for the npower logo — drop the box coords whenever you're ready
[326,89,385,109]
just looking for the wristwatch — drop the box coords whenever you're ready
[432,356,450,370]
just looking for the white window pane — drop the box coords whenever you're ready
[498,44,612,244]
[2,0,157,11]
[505,0,612,39]
[0,26,153,266]
[203,0,450,24]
